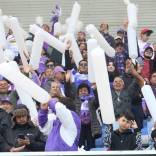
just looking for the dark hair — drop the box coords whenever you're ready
[79,59,87,65]
[115,42,124,48]
[151,129,156,139]
[0,78,11,84]
[77,83,91,94]
[45,59,56,67]
[117,111,134,121]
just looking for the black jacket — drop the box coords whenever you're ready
[110,129,142,150]
[0,108,14,151]
[12,122,46,151]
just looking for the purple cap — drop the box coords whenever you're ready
[0,97,12,105]
[53,66,65,75]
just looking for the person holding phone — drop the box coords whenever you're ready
[12,104,46,151]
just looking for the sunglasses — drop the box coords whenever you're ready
[79,63,88,67]
[46,64,54,68]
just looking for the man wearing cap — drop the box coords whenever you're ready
[53,66,66,96]
[116,28,128,53]
[138,28,153,57]
[0,104,25,152]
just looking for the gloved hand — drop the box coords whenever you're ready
[48,98,58,112]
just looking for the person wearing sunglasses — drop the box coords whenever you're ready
[45,60,55,69]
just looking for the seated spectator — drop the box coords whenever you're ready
[12,105,46,151]
[104,111,142,150]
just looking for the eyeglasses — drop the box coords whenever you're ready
[79,63,88,67]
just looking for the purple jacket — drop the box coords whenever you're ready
[38,100,81,151]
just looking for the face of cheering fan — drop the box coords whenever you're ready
[141,33,150,42]
[78,60,88,74]
[78,87,89,97]
[77,32,86,42]
[107,62,115,72]
[113,77,124,92]
[50,81,62,97]
[0,80,10,93]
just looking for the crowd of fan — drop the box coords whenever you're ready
[1,19,156,152]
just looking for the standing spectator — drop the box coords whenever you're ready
[0,79,18,107]
[74,83,101,151]
[38,98,81,151]
[114,42,128,75]
[99,22,115,48]
[116,28,128,53]
[77,31,86,46]
[140,46,154,81]
[138,28,153,57]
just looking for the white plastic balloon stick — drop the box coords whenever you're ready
[54,22,62,36]
[16,87,38,119]
[126,1,137,28]
[0,10,7,48]
[29,31,44,70]
[0,61,50,103]
[86,24,115,57]
[124,0,138,59]
[91,47,115,124]
[67,1,81,34]
[10,62,38,119]
[0,46,5,63]
[29,24,66,54]
[141,85,156,121]
[127,25,138,59]
[87,39,98,83]
[8,17,29,67]
[66,34,83,67]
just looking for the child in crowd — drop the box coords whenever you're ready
[104,111,142,150]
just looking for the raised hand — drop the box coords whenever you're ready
[131,120,138,129]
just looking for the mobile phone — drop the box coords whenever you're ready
[18,134,25,139]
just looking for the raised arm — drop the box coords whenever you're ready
[48,98,77,129]
[126,59,145,87]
